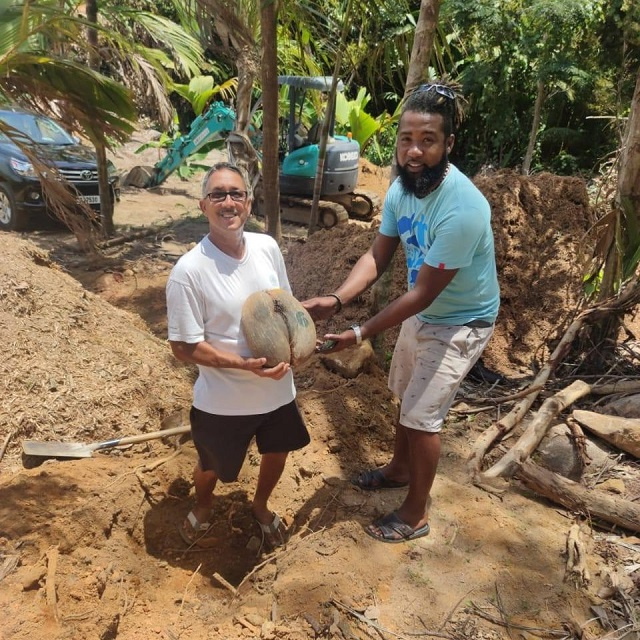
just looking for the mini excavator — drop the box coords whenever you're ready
[123,76,381,228]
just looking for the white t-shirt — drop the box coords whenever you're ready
[166,232,296,415]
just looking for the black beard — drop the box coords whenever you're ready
[397,152,449,198]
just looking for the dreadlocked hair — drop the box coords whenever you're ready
[401,81,465,137]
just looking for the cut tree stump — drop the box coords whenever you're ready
[572,410,640,458]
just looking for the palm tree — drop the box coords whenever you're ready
[0,0,206,242]
[260,0,281,241]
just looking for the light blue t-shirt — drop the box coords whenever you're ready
[380,164,500,325]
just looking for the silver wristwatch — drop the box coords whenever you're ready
[350,324,363,345]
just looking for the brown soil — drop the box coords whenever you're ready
[0,140,639,640]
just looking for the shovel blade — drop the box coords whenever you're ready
[22,440,95,458]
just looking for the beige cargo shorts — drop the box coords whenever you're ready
[388,316,493,432]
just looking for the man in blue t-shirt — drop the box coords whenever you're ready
[304,83,499,543]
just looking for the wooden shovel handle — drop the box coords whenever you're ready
[93,425,191,450]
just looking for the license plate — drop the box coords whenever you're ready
[77,195,100,204]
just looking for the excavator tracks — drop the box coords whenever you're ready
[275,196,350,229]
[329,189,382,221]
[257,188,382,229]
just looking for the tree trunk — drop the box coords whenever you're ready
[226,48,261,196]
[235,47,257,133]
[389,0,442,184]
[617,65,640,267]
[86,0,99,67]
[260,0,281,243]
[522,78,545,175]
[86,0,115,237]
[95,143,115,237]
[404,0,442,95]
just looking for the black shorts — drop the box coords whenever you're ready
[189,401,310,482]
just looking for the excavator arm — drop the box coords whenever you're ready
[124,102,237,188]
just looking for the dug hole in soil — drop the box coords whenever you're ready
[0,138,639,640]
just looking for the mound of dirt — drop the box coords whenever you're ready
[0,163,637,640]
[0,236,193,451]
[286,168,594,379]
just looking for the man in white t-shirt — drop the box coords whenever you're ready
[304,83,499,543]
[166,162,309,548]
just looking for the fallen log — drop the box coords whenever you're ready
[516,460,640,534]
[572,410,640,458]
[97,226,161,249]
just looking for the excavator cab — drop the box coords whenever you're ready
[277,76,360,199]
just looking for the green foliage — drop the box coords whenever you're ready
[334,87,382,150]
[172,75,237,115]
[0,2,137,145]
[548,150,580,175]
[364,119,397,166]
[440,0,625,175]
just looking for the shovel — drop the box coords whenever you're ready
[22,425,191,460]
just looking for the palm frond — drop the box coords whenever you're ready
[2,54,135,144]
[102,9,205,79]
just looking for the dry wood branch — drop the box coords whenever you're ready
[517,460,640,533]
[97,226,162,249]
[469,602,566,637]
[437,588,476,632]
[590,381,640,395]
[468,277,640,485]
[212,571,237,595]
[566,522,591,586]
[235,555,277,594]
[566,416,589,477]
[45,546,60,622]
[235,615,259,634]
[177,562,201,619]
[235,526,327,596]
[0,428,14,464]
[493,583,515,640]
[462,384,545,407]
[482,380,592,480]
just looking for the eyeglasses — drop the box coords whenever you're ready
[413,83,456,101]
[205,190,248,203]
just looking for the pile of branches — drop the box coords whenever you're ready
[467,278,640,532]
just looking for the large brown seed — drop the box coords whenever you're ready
[241,289,317,367]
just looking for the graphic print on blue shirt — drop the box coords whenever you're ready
[398,212,429,289]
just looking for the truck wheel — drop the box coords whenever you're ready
[0,185,27,231]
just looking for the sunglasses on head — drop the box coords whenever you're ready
[412,83,456,100]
